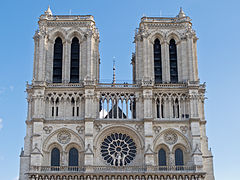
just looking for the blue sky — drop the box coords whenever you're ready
[0,0,239,179]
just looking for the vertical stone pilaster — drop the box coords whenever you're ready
[144,121,154,165]
[46,42,53,82]
[65,40,71,83]
[187,37,194,82]
[190,120,203,167]
[37,36,45,82]
[142,89,154,165]
[33,35,39,82]
[193,39,199,81]
[143,89,153,118]
[84,88,96,166]
[149,40,154,81]
[176,41,182,82]
[86,32,92,80]
[163,41,170,82]
[143,37,148,80]
[62,40,68,83]
[31,121,44,166]
[181,39,188,81]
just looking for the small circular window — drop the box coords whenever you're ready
[101,133,137,166]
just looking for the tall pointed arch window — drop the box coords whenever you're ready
[69,147,79,166]
[154,39,162,83]
[158,148,167,166]
[53,37,63,83]
[51,148,60,166]
[70,37,80,83]
[175,148,184,166]
[169,39,178,83]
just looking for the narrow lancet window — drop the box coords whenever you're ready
[51,148,60,166]
[169,39,178,83]
[69,148,79,166]
[70,37,80,83]
[158,148,167,166]
[53,37,63,83]
[175,148,184,166]
[154,39,162,83]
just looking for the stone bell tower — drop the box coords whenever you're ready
[32,6,100,85]
[19,7,214,180]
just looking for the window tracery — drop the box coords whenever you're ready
[101,133,137,166]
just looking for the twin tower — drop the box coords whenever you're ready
[19,7,215,180]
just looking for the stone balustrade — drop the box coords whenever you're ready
[29,165,199,173]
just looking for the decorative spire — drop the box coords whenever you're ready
[112,57,116,84]
[45,5,52,16]
[177,7,186,18]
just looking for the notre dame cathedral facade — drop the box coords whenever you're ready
[19,7,215,180]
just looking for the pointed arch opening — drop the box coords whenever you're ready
[169,39,178,83]
[154,39,162,83]
[69,147,79,166]
[175,148,184,166]
[158,148,167,166]
[70,37,80,83]
[53,37,63,83]
[51,147,60,166]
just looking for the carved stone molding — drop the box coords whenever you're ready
[164,131,178,145]
[153,126,161,134]
[193,143,202,155]
[94,123,102,132]
[85,144,93,155]
[32,143,41,154]
[76,126,84,134]
[57,131,71,144]
[180,126,188,134]
[145,144,155,155]
[135,124,144,133]
[43,126,53,134]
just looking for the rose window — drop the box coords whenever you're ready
[101,133,137,166]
